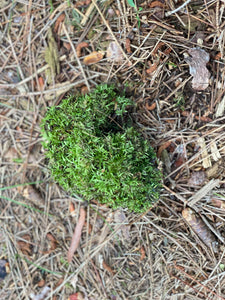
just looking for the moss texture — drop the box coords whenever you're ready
[41,84,162,212]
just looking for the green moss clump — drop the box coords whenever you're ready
[41,84,162,212]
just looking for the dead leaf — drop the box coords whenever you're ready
[54,13,65,33]
[149,1,164,8]
[125,38,132,54]
[146,62,158,75]
[76,42,89,57]
[17,234,32,256]
[106,42,124,62]
[114,210,130,240]
[17,184,45,206]
[157,141,172,158]
[63,42,71,51]
[45,28,60,84]
[188,171,206,186]
[102,260,115,275]
[41,233,58,254]
[146,102,156,110]
[83,51,104,65]
[184,48,210,90]
[182,208,217,251]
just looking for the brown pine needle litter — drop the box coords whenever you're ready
[1,0,225,299]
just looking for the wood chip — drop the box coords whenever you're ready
[197,137,212,168]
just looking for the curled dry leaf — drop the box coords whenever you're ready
[188,171,206,186]
[17,234,32,256]
[67,206,86,262]
[76,42,89,57]
[185,48,210,90]
[146,102,156,111]
[182,208,217,251]
[102,260,115,275]
[83,51,104,65]
[54,13,65,33]
[41,233,58,254]
[106,42,124,62]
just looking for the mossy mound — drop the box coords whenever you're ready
[41,84,162,212]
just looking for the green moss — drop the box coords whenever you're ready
[41,84,162,212]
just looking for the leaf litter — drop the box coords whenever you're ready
[1,0,225,299]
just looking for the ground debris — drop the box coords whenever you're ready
[184,48,210,90]
[182,207,218,252]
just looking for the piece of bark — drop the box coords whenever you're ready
[185,48,210,90]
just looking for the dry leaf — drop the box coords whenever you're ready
[188,171,206,186]
[146,62,158,75]
[114,210,130,240]
[83,51,104,65]
[125,38,132,54]
[102,260,115,275]
[76,42,89,57]
[106,42,124,62]
[182,208,217,250]
[41,233,58,254]
[146,102,156,110]
[54,13,65,33]
[17,234,32,256]
[185,48,210,90]
[63,42,71,51]
[17,185,45,206]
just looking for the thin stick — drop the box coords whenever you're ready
[62,23,90,91]
[166,0,192,17]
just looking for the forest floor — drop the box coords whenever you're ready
[1,0,225,299]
